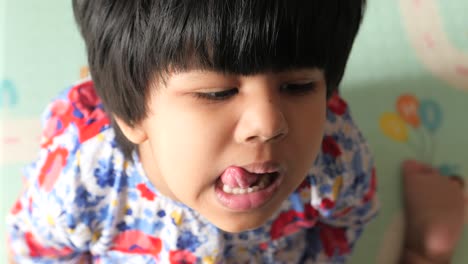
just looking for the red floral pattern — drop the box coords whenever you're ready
[169,250,197,264]
[317,223,351,257]
[111,230,162,257]
[25,232,73,258]
[363,167,377,203]
[38,147,69,192]
[327,92,348,116]
[322,136,342,158]
[270,204,319,240]
[137,183,157,201]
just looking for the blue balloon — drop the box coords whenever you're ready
[419,99,442,133]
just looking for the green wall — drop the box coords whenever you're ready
[0,0,6,80]
[342,1,468,263]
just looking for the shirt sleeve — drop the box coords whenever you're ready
[306,93,379,262]
[6,83,111,263]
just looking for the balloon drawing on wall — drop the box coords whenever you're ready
[379,93,459,176]
[378,94,468,264]
[0,79,18,109]
[400,0,468,91]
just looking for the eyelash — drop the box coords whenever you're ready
[280,82,317,95]
[193,88,239,101]
[193,82,317,102]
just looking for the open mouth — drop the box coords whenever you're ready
[214,164,284,211]
[220,172,280,194]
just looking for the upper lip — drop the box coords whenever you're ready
[240,161,284,174]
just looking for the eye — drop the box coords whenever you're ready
[280,82,317,95]
[193,88,238,101]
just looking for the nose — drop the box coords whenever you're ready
[234,93,289,145]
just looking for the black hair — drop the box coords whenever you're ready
[72,0,366,158]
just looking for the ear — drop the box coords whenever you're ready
[113,116,148,144]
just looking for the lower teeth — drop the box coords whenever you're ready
[221,173,274,194]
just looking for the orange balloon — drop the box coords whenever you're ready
[396,94,420,128]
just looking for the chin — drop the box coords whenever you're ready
[216,221,264,233]
[211,214,272,233]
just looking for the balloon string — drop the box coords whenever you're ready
[405,139,423,157]
[419,127,428,163]
[413,127,427,161]
[429,132,436,165]
[421,127,435,165]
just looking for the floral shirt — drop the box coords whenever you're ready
[6,79,378,263]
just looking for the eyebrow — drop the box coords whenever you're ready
[169,70,233,83]
[168,68,324,86]
[177,67,322,77]
[276,68,324,80]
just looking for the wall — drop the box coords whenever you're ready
[343,1,468,263]
[0,0,5,78]
[0,0,87,261]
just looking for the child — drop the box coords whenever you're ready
[6,0,379,263]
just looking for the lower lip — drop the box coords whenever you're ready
[214,173,283,212]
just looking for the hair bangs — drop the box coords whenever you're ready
[145,1,362,84]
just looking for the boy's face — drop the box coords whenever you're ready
[120,68,326,232]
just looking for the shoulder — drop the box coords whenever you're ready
[28,78,120,203]
[322,92,373,171]
[309,92,376,217]
[40,79,111,148]
[14,79,123,239]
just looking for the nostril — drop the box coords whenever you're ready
[270,132,285,142]
[246,131,286,144]
[236,106,289,144]
[268,128,288,142]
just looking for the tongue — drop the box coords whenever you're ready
[220,167,259,188]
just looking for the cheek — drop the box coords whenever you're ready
[149,110,232,182]
[287,102,326,166]
[292,101,326,139]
